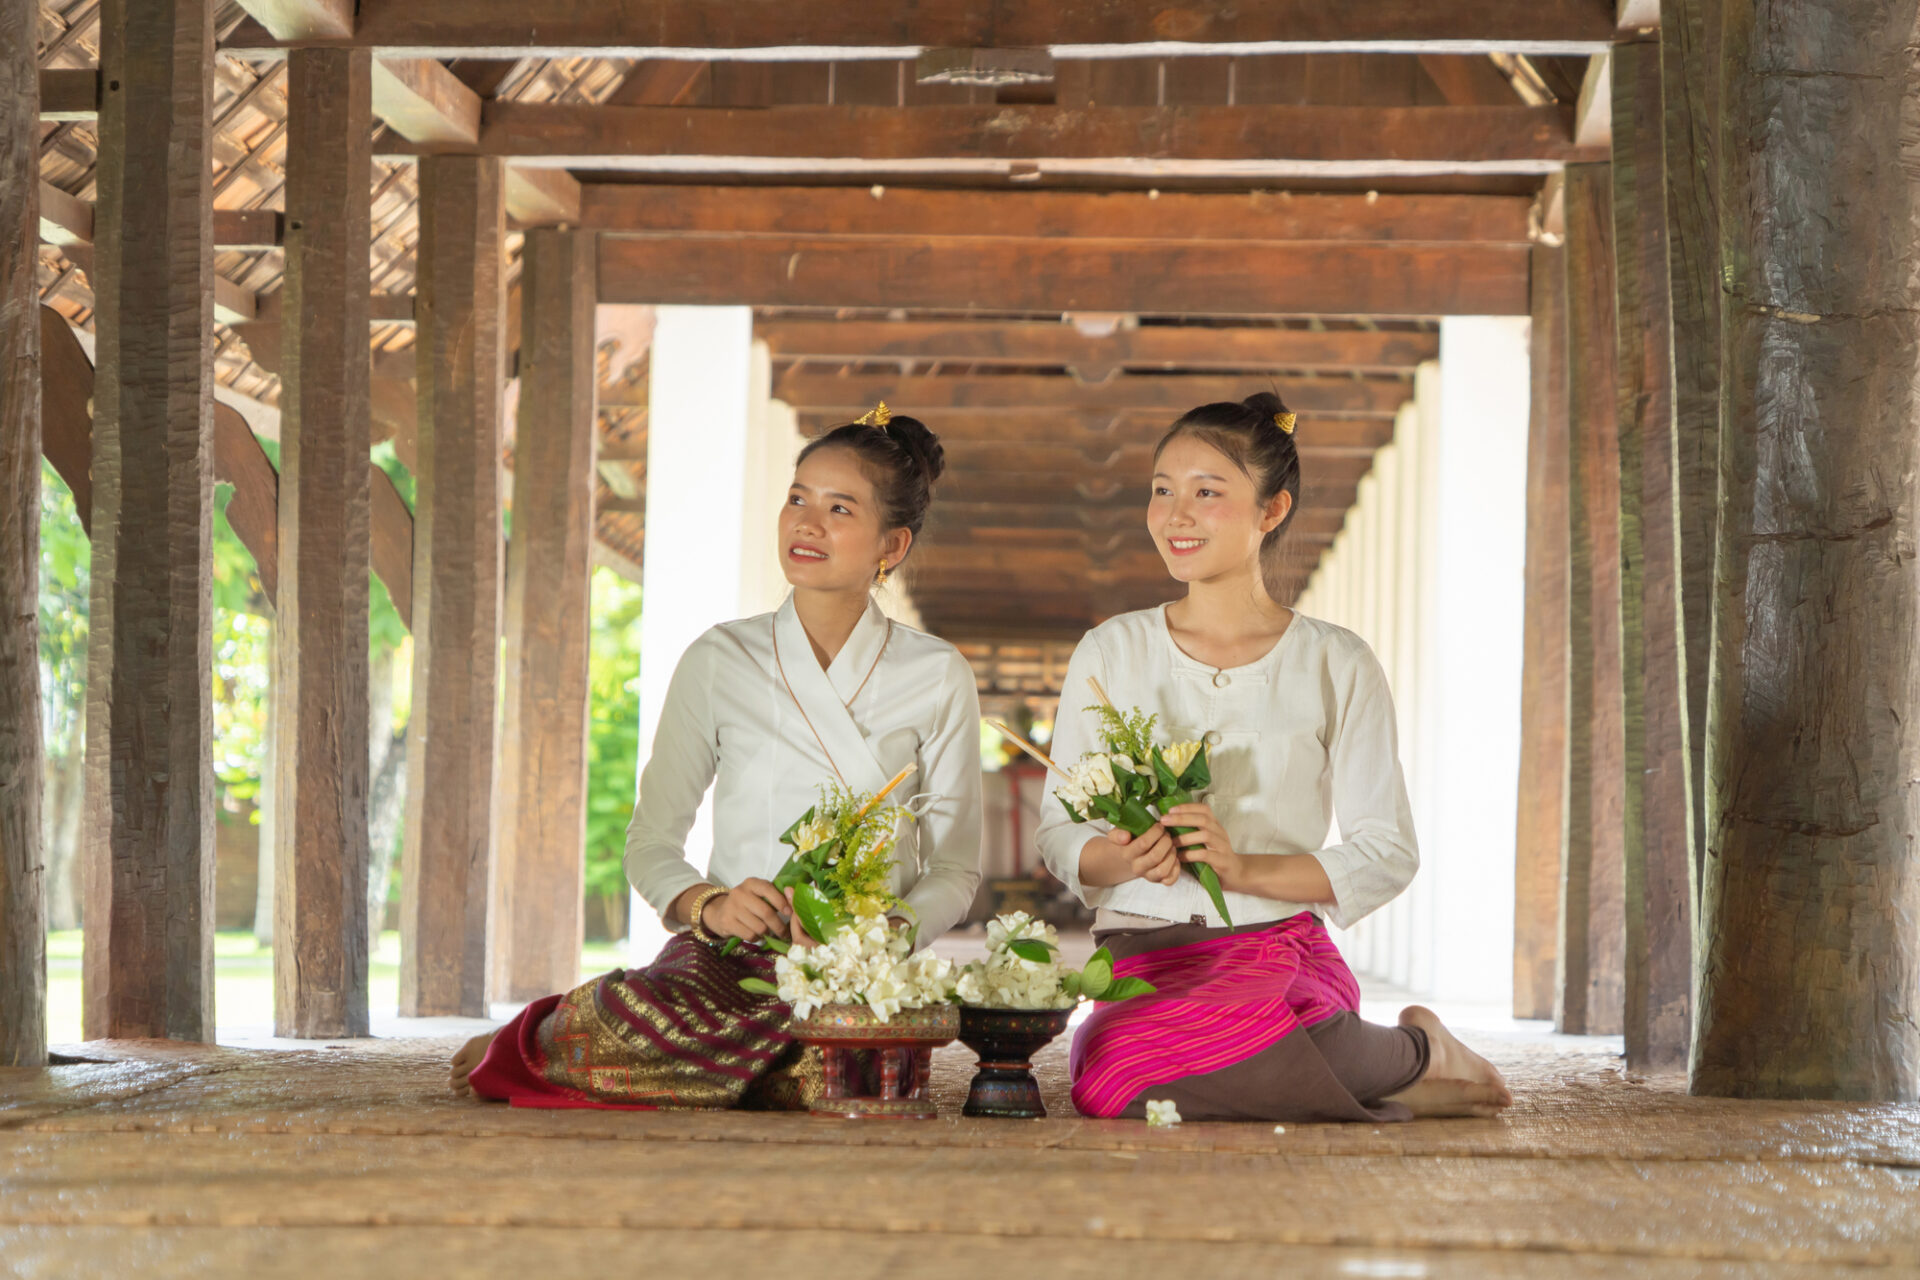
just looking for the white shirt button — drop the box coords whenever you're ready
[1212,672,1231,688]
[1204,730,1223,746]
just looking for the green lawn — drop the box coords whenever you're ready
[45,930,630,1044]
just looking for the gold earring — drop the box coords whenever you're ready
[876,558,890,588]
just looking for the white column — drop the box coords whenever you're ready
[1424,318,1530,1004]
[630,307,757,963]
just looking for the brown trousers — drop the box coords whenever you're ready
[1095,920,1430,1124]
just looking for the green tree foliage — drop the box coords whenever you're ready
[584,568,643,903]
[38,463,88,759]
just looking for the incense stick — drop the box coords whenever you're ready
[986,719,1067,778]
[1087,675,1115,709]
[853,762,919,821]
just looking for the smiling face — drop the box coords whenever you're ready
[779,445,912,592]
[1147,433,1292,585]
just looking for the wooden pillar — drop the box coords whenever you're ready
[273,47,373,1038]
[493,229,597,1001]
[400,155,504,1018]
[1698,0,1920,1100]
[1512,241,1570,1021]
[1,0,46,1067]
[1662,0,1723,921]
[1613,40,1692,1071]
[82,0,216,1041]
[1557,162,1625,1037]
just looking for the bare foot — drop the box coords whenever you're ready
[449,1029,499,1097]
[1384,1005,1514,1119]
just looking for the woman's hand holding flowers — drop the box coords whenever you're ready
[703,877,791,942]
[1161,802,1247,892]
[1086,823,1182,888]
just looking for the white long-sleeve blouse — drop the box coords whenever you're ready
[1034,605,1418,930]
[624,594,983,945]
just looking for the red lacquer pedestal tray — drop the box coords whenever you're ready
[790,1003,961,1119]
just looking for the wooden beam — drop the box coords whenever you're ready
[39,304,415,630]
[37,181,91,245]
[370,464,413,629]
[371,56,480,144]
[1418,54,1522,106]
[214,207,284,248]
[801,409,1396,449]
[273,47,373,1039]
[37,67,99,119]
[599,236,1530,316]
[2,0,46,1067]
[401,154,505,1019]
[82,0,218,1042]
[390,102,1595,175]
[225,0,1618,56]
[232,0,351,40]
[775,372,1412,417]
[1574,51,1612,147]
[927,502,1347,540]
[1512,243,1569,1024]
[38,184,284,248]
[1557,162,1623,1039]
[763,320,1440,374]
[580,186,1536,244]
[213,402,280,603]
[496,228,597,1002]
[1698,0,1920,1101]
[39,307,93,533]
[934,472,1361,510]
[606,58,710,106]
[1611,40,1689,1074]
[504,165,581,226]
[1661,0,1720,924]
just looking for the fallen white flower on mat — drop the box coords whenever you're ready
[1145,1099,1182,1127]
[1273,1125,1287,1135]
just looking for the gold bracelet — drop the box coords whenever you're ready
[687,885,728,945]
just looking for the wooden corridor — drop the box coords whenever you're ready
[5,1026,1919,1277]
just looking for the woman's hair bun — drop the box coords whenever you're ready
[1242,390,1290,423]
[882,414,947,485]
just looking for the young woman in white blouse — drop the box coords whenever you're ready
[1038,391,1512,1123]
[450,407,983,1109]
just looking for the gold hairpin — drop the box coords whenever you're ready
[855,401,893,428]
[1275,411,1297,436]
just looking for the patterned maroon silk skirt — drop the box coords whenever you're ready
[468,934,819,1110]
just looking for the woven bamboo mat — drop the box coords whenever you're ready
[4,1032,1919,1277]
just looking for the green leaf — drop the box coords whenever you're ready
[717,937,741,957]
[792,882,850,944]
[1193,862,1234,927]
[1115,796,1157,837]
[1005,937,1059,964]
[1080,954,1114,999]
[737,977,781,997]
[1099,977,1158,1001]
[1150,746,1180,794]
[1060,796,1089,824]
[760,935,791,955]
[1061,970,1083,998]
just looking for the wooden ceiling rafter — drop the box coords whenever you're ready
[215,0,1618,57]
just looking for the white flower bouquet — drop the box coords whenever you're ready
[955,912,1155,1009]
[991,678,1234,925]
[735,764,959,1023]
[758,913,958,1022]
